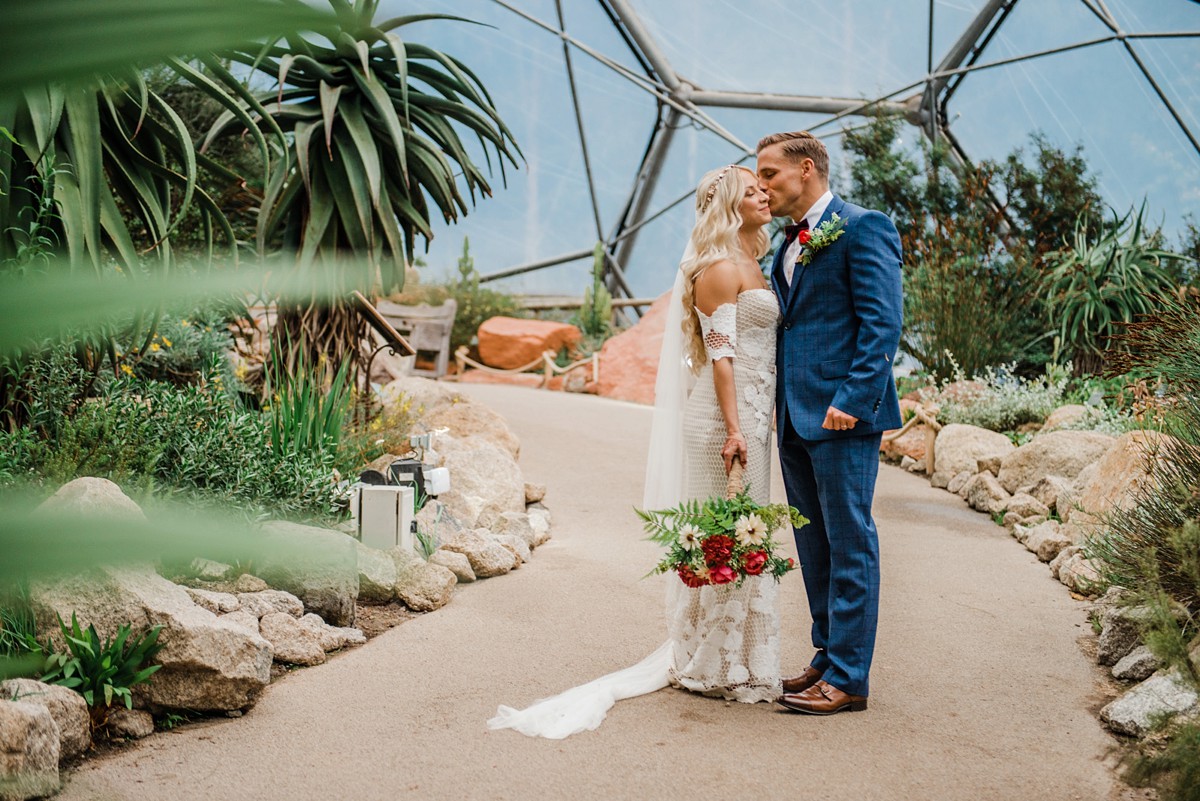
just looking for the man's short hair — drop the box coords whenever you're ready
[757,131,829,178]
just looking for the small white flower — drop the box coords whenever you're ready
[735,513,767,546]
[677,524,702,551]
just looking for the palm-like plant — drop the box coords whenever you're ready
[210,1,522,371]
[1041,204,1191,374]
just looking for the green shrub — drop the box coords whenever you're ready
[925,355,1067,432]
[1085,295,1200,800]
[574,243,612,341]
[123,309,239,387]
[0,353,344,520]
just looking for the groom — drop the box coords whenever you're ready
[757,131,903,715]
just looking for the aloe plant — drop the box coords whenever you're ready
[214,4,522,286]
[208,2,522,378]
[1041,204,1191,374]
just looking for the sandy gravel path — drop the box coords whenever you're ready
[63,383,1121,801]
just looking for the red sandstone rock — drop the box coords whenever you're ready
[476,317,582,370]
[595,291,672,405]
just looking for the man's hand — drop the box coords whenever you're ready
[822,406,859,432]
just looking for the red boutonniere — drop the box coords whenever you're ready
[797,214,847,266]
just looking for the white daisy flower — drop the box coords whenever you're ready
[735,513,767,546]
[677,524,702,551]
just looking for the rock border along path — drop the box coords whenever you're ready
[63,384,1122,801]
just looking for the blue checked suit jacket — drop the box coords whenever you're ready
[770,195,904,442]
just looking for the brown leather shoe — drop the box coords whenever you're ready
[777,680,868,715]
[781,665,823,694]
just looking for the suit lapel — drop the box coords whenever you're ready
[783,195,845,319]
[769,237,788,307]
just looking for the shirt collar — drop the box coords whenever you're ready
[798,190,834,231]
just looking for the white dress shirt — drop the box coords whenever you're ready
[783,189,834,285]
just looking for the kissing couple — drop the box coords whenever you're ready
[490,130,904,738]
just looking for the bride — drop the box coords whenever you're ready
[488,164,782,738]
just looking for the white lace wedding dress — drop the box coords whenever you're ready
[671,287,781,702]
[487,286,781,739]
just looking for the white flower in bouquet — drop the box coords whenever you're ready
[735,513,767,547]
[677,524,702,551]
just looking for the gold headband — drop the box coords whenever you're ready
[700,165,737,212]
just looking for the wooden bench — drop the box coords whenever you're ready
[374,298,458,378]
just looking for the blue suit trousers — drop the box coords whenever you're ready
[779,406,881,697]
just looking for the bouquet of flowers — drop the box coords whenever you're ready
[639,488,806,588]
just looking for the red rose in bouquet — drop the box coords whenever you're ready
[743,551,768,576]
[710,564,737,584]
[797,229,812,245]
[641,491,806,588]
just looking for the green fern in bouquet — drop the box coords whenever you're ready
[639,492,806,588]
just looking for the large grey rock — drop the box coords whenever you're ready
[259,612,326,666]
[1070,431,1174,530]
[962,472,1011,515]
[436,438,526,529]
[493,533,531,565]
[105,708,154,740]
[36,477,144,521]
[438,529,518,578]
[429,549,475,583]
[946,470,973,496]
[1100,671,1200,737]
[492,512,538,550]
[236,590,303,620]
[1006,492,1050,521]
[188,558,233,582]
[1048,545,1082,579]
[378,374,463,420]
[297,613,365,652]
[185,588,239,615]
[257,521,359,627]
[233,574,269,594]
[1027,475,1070,514]
[356,545,398,603]
[422,401,521,460]
[929,424,1015,487]
[390,548,457,612]
[30,567,272,713]
[526,508,552,548]
[1021,519,1073,562]
[1112,646,1162,682]
[1057,552,1103,594]
[1057,463,1099,524]
[997,430,1117,494]
[0,680,89,761]
[0,701,59,801]
[1098,605,1155,666]
[218,610,260,636]
[1043,404,1089,432]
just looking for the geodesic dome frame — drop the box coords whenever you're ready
[398,0,1200,309]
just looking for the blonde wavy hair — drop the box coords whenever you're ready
[679,165,769,373]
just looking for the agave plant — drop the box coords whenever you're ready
[208,2,522,376]
[1041,204,1191,374]
[214,4,522,285]
[0,0,335,271]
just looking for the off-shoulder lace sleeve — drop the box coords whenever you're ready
[696,302,737,362]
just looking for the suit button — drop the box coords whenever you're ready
[783,323,791,330]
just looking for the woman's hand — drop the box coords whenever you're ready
[721,431,748,473]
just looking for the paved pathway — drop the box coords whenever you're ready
[64,384,1122,801]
